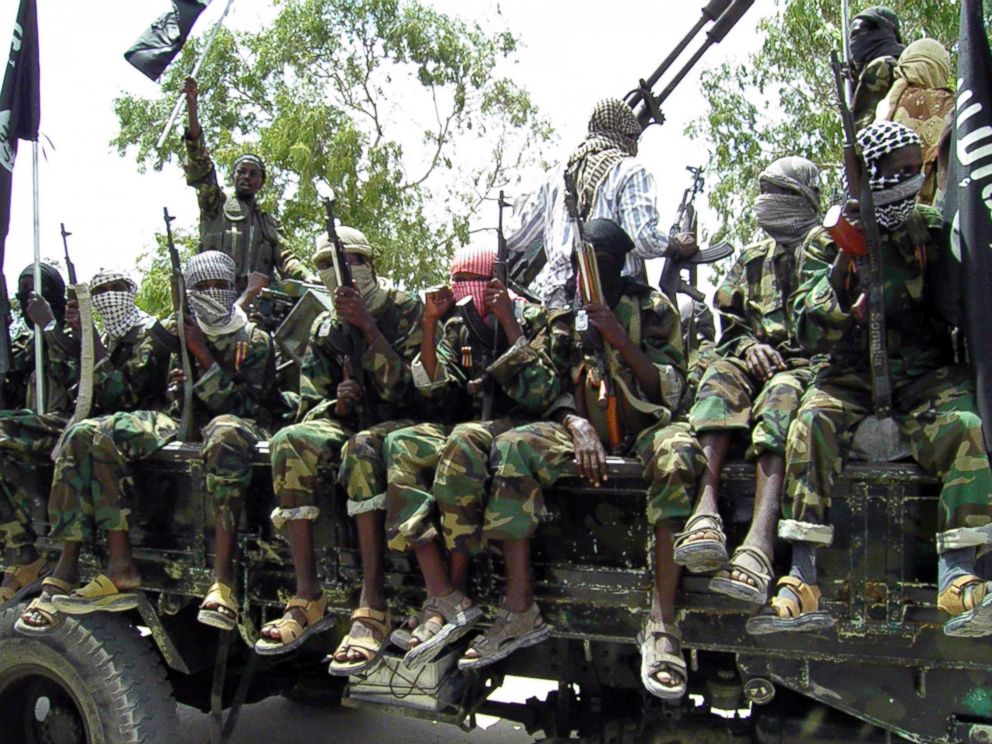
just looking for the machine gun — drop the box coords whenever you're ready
[164,207,195,442]
[623,0,755,130]
[563,171,624,451]
[319,186,370,429]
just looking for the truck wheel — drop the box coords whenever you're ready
[0,603,180,744]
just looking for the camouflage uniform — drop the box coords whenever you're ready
[183,131,308,285]
[783,209,992,552]
[688,238,816,459]
[853,56,898,131]
[269,289,423,522]
[487,285,704,544]
[385,302,561,553]
[0,326,78,550]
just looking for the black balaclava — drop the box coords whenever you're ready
[851,6,905,72]
[584,218,634,309]
[17,263,66,324]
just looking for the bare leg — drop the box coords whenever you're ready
[50,542,81,586]
[288,519,322,600]
[408,539,453,649]
[449,550,470,595]
[502,539,533,613]
[356,511,386,610]
[649,522,684,688]
[213,512,238,588]
[743,453,783,557]
[106,530,141,590]
[681,432,731,546]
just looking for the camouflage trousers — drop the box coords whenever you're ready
[487,419,706,540]
[202,415,269,530]
[783,367,992,552]
[383,419,516,552]
[0,410,66,550]
[48,411,178,543]
[634,421,707,527]
[340,420,414,517]
[689,357,814,459]
[270,418,351,514]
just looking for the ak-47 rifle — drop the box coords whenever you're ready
[60,223,77,289]
[828,50,893,422]
[478,190,513,421]
[623,0,755,130]
[658,167,734,306]
[164,208,195,442]
[319,187,370,430]
[563,171,624,451]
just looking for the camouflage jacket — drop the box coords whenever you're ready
[853,56,898,131]
[791,206,954,385]
[91,316,174,416]
[2,324,78,417]
[714,238,808,365]
[551,283,686,448]
[185,320,281,430]
[298,288,422,426]
[411,301,560,421]
[183,131,308,284]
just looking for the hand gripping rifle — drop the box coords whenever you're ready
[164,208,195,442]
[828,51,893,423]
[623,0,755,130]
[658,166,734,305]
[563,172,624,451]
[320,188,371,430]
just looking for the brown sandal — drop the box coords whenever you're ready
[458,604,551,671]
[940,575,992,637]
[14,577,74,636]
[254,595,336,655]
[746,576,834,635]
[398,590,482,670]
[0,557,49,604]
[327,607,392,676]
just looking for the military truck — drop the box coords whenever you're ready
[1,436,990,744]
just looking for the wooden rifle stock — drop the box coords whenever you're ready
[164,207,195,442]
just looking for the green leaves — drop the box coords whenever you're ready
[112,0,551,296]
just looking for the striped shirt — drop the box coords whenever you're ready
[507,157,672,307]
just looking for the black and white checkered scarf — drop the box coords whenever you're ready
[857,120,924,229]
[90,270,146,340]
[566,98,641,218]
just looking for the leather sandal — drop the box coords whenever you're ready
[327,607,392,676]
[458,604,552,671]
[197,582,238,631]
[746,576,834,635]
[940,575,992,638]
[52,574,140,615]
[0,557,49,604]
[254,595,336,655]
[709,546,773,605]
[398,590,482,670]
[673,513,727,573]
[14,577,75,636]
[637,619,687,701]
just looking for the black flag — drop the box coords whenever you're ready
[0,0,41,386]
[944,0,992,451]
[124,1,211,81]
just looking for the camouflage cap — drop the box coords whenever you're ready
[312,225,375,265]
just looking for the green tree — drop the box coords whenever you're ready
[133,231,197,318]
[113,0,553,295]
[691,0,974,254]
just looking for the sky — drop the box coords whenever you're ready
[2,0,774,294]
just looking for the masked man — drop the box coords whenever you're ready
[0,264,75,604]
[15,270,174,632]
[850,6,905,130]
[674,158,823,607]
[256,227,423,660]
[750,122,992,638]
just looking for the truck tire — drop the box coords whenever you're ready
[0,602,180,744]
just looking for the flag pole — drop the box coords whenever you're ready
[154,0,236,151]
[31,140,44,414]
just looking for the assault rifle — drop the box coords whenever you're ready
[563,171,624,451]
[60,223,77,288]
[477,191,512,421]
[623,0,755,130]
[828,51,895,434]
[164,208,195,442]
[319,187,370,429]
[658,167,734,305]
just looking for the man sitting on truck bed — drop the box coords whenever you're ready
[24,253,281,631]
[674,157,823,606]
[470,219,702,700]
[256,227,424,660]
[382,244,561,671]
[15,269,174,632]
[750,122,992,638]
[0,264,76,606]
